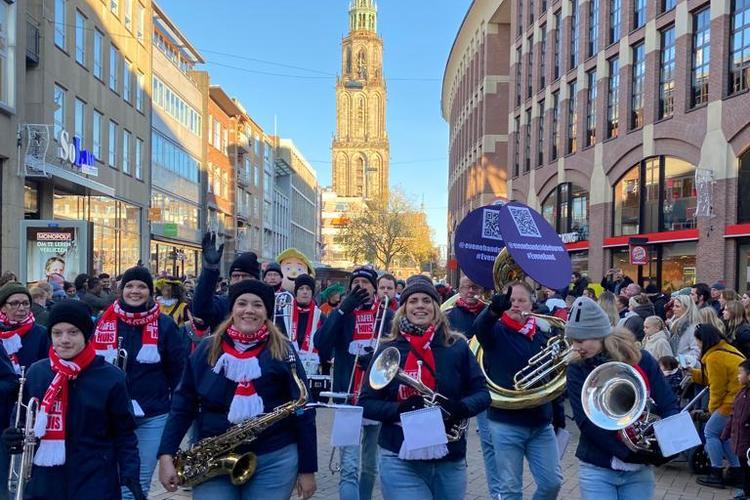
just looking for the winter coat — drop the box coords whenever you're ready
[691,341,746,415]
[622,303,654,341]
[0,323,50,374]
[722,386,750,457]
[191,267,230,330]
[23,356,140,500]
[157,336,317,473]
[473,307,561,427]
[98,313,185,417]
[668,319,700,367]
[358,331,490,461]
[600,275,633,295]
[0,342,18,430]
[567,350,679,470]
[30,303,49,328]
[82,291,115,315]
[570,276,590,298]
[315,305,394,398]
[445,305,479,338]
[642,330,674,361]
[731,323,750,359]
[650,294,669,320]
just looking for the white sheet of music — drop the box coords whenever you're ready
[330,406,363,447]
[400,407,448,451]
[653,411,702,456]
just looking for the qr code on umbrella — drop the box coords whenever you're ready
[481,209,503,240]
[508,206,542,238]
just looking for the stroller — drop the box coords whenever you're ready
[680,382,710,475]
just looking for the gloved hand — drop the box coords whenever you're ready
[398,395,425,414]
[356,347,374,371]
[201,232,224,270]
[1,427,25,455]
[338,286,370,315]
[122,478,147,500]
[489,287,513,316]
[436,396,467,419]
[690,409,710,423]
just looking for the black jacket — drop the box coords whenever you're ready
[566,350,680,469]
[0,324,50,374]
[99,313,185,417]
[157,336,318,473]
[445,305,479,338]
[191,267,229,330]
[23,356,140,499]
[316,305,393,398]
[473,307,559,427]
[600,275,633,295]
[623,303,655,342]
[732,323,750,359]
[358,332,490,461]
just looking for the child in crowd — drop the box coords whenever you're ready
[642,315,673,360]
[722,359,750,499]
[659,355,683,401]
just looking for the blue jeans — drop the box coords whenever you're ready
[378,448,466,500]
[705,410,740,468]
[121,413,168,500]
[476,410,501,498]
[339,424,380,500]
[192,443,298,500]
[578,462,654,500]
[488,419,562,500]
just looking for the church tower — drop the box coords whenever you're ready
[332,0,389,200]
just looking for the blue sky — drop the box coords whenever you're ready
[158,0,472,247]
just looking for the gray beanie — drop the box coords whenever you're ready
[565,296,612,340]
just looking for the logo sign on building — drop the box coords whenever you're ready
[629,238,649,266]
[58,130,97,176]
[20,220,92,287]
[453,205,505,290]
[497,202,572,290]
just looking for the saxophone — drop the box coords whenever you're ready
[174,353,309,487]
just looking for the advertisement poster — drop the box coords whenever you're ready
[20,220,91,288]
[453,204,505,290]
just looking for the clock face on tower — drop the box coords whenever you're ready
[332,0,389,201]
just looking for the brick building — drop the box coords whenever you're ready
[445,0,750,293]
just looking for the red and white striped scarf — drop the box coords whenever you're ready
[93,301,161,364]
[0,311,35,374]
[290,300,322,353]
[212,323,269,424]
[500,312,538,340]
[33,343,97,466]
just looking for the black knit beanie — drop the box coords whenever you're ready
[47,300,95,342]
[399,275,440,306]
[228,280,274,318]
[230,252,261,280]
[294,274,316,295]
[349,266,378,290]
[119,267,154,295]
[263,262,283,279]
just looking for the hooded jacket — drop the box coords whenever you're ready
[690,341,746,415]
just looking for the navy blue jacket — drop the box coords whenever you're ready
[566,350,680,469]
[445,306,479,338]
[192,268,230,330]
[23,356,140,499]
[101,313,185,418]
[7,324,50,375]
[0,342,18,430]
[157,336,318,473]
[359,332,490,461]
[473,307,557,427]
[316,305,393,399]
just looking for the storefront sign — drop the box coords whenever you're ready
[163,223,178,238]
[629,238,649,266]
[559,232,580,244]
[497,202,572,290]
[148,207,162,222]
[19,220,91,287]
[58,129,97,176]
[453,205,505,290]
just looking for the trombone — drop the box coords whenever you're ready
[274,290,294,336]
[8,367,39,500]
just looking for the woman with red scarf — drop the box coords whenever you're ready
[157,280,317,499]
[91,267,184,499]
[359,275,490,499]
[2,300,142,499]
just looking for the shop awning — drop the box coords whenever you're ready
[603,229,699,247]
[37,162,115,197]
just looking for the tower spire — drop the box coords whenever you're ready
[349,0,377,33]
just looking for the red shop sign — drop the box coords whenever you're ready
[629,237,649,266]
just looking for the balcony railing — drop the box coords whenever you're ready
[26,18,39,65]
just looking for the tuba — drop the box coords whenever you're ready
[369,346,469,441]
[466,247,574,410]
[581,361,660,453]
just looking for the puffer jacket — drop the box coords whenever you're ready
[691,341,746,415]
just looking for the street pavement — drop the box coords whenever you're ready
[151,408,733,500]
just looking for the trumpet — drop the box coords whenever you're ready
[115,335,128,372]
[369,346,469,442]
[8,367,39,500]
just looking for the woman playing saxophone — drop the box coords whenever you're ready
[157,280,317,499]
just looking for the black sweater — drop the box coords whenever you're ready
[358,333,490,461]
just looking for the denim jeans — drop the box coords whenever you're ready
[705,410,740,468]
[578,461,654,500]
[488,419,562,500]
[476,410,501,498]
[339,424,380,500]
[378,448,466,500]
[121,413,168,500]
[192,443,298,500]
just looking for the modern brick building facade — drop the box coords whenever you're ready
[446,0,750,292]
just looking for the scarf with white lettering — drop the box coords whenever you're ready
[93,301,161,364]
